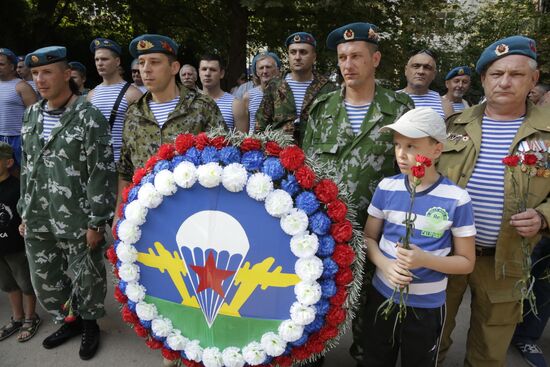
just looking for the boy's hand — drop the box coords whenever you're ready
[396,244,426,270]
[381,258,412,288]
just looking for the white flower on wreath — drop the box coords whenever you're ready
[117,220,141,245]
[222,347,245,367]
[154,169,177,196]
[242,341,267,365]
[290,302,316,326]
[246,173,273,201]
[295,281,322,306]
[173,161,198,188]
[116,242,138,263]
[278,319,304,342]
[295,256,324,282]
[203,347,224,367]
[166,330,190,351]
[197,162,223,188]
[290,232,319,258]
[124,282,146,303]
[280,208,309,236]
[151,317,173,338]
[135,302,158,321]
[265,190,293,218]
[222,163,248,192]
[124,200,148,225]
[260,332,286,357]
[118,263,140,283]
[137,182,163,208]
[184,339,203,362]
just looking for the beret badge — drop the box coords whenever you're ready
[31,55,39,64]
[458,68,464,75]
[293,35,301,42]
[495,43,509,56]
[160,41,174,53]
[529,41,537,53]
[137,40,154,51]
[343,29,355,41]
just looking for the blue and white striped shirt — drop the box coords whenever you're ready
[453,102,466,112]
[399,89,445,119]
[466,116,524,247]
[90,82,129,163]
[215,92,235,129]
[344,101,371,135]
[42,110,62,142]
[248,86,263,133]
[0,79,26,136]
[368,174,476,308]
[148,97,180,129]
[285,74,312,116]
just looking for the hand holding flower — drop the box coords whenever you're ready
[510,208,544,238]
[381,258,412,288]
[396,243,426,270]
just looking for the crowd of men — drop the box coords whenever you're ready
[0,20,549,367]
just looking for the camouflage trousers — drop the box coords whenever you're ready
[25,233,107,321]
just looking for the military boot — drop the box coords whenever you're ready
[79,319,100,360]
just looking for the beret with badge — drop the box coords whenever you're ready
[476,35,537,73]
[445,66,471,81]
[89,38,122,55]
[251,52,281,75]
[0,48,18,65]
[25,46,67,68]
[129,34,179,59]
[326,22,380,50]
[285,32,317,48]
[69,61,87,75]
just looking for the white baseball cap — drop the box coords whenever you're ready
[379,107,447,143]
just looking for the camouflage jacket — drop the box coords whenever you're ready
[256,71,338,145]
[18,96,117,239]
[118,85,225,181]
[302,85,414,226]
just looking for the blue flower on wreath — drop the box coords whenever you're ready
[281,174,300,196]
[304,315,324,334]
[153,160,170,173]
[128,185,141,202]
[183,146,201,165]
[261,157,285,180]
[169,155,186,170]
[180,351,188,360]
[295,191,320,215]
[290,332,309,347]
[314,298,330,316]
[241,150,264,171]
[320,279,337,298]
[219,146,241,165]
[118,280,128,294]
[152,333,167,343]
[309,211,331,235]
[200,146,220,164]
[321,257,339,279]
[317,235,336,257]
[141,173,155,185]
[140,319,152,329]
[127,300,137,313]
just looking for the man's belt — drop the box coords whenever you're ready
[475,245,496,257]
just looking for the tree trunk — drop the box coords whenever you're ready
[224,2,248,92]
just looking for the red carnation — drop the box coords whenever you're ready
[291,345,312,361]
[326,306,346,326]
[175,134,195,154]
[132,167,147,185]
[279,146,305,171]
[157,144,176,160]
[265,141,283,156]
[121,305,139,324]
[240,137,262,152]
[305,335,326,354]
[330,221,353,242]
[329,287,348,306]
[146,337,163,349]
[502,155,520,167]
[112,224,118,240]
[210,136,228,149]
[415,154,432,167]
[335,267,353,286]
[145,155,160,172]
[182,359,202,367]
[64,314,77,323]
[116,203,124,218]
[106,245,118,265]
[195,132,211,151]
[113,267,120,279]
[523,153,538,166]
[295,166,316,189]
[333,244,355,267]
[327,200,348,222]
[411,165,425,179]
[121,185,132,203]
[114,286,128,304]
[314,179,339,204]
[162,348,181,361]
[134,323,149,338]
[318,325,339,341]
[273,355,293,367]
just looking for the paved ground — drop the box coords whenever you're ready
[1,270,548,367]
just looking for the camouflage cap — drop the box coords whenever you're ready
[0,142,13,159]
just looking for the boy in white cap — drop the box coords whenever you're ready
[360,107,476,366]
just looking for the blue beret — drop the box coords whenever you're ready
[89,38,122,55]
[445,66,472,81]
[69,61,87,75]
[0,48,18,65]
[251,52,281,75]
[285,32,317,48]
[129,34,179,58]
[326,22,380,50]
[476,35,537,73]
[25,46,67,68]
[17,55,25,63]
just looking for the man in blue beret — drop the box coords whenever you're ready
[87,38,143,164]
[302,22,414,366]
[19,45,116,360]
[256,31,337,145]
[130,58,147,94]
[0,48,38,173]
[68,61,89,96]
[16,55,39,96]
[437,35,550,367]
[441,66,472,114]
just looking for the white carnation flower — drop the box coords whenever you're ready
[184,340,203,362]
[278,319,304,342]
[202,347,223,367]
[135,302,158,321]
[166,331,189,351]
[295,281,322,306]
[246,173,273,201]
[242,342,267,365]
[125,282,146,303]
[290,302,316,326]
[197,162,223,188]
[265,190,293,218]
[173,161,197,188]
[222,347,245,367]
[137,182,163,208]
[117,220,141,245]
[116,242,138,263]
[124,200,148,225]
[260,332,286,357]
[295,256,324,281]
[281,209,309,236]
[154,169,177,196]
[118,263,140,282]
[222,163,248,192]
[151,317,173,337]
[290,233,319,258]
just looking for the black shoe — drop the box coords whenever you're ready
[42,317,83,349]
[79,319,100,360]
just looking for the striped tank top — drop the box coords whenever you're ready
[148,97,180,128]
[399,89,446,119]
[344,101,371,134]
[248,86,263,133]
[285,74,313,117]
[90,82,129,163]
[0,78,26,136]
[215,92,235,129]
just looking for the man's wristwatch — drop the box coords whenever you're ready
[89,225,106,233]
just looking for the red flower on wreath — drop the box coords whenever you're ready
[240,137,262,152]
[291,345,312,360]
[295,166,316,189]
[314,179,339,204]
[195,133,210,151]
[157,144,176,160]
[133,167,147,185]
[121,305,139,324]
[265,141,283,156]
[161,347,180,361]
[335,267,353,286]
[175,134,195,154]
[146,338,164,349]
[145,155,160,172]
[502,155,520,167]
[331,221,353,242]
[114,286,128,304]
[134,323,149,338]
[326,306,346,326]
[273,355,293,367]
[327,200,348,222]
[106,245,118,265]
[121,185,132,203]
[305,334,326,354]
[523,153,538,166]
[210,136,228,149]
[333,243,355,267]
[182,359,203,367]
[279,146,305,170]
[318,325,339,341]
[329,287,348,306]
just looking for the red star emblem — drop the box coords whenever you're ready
[190,251,236,298]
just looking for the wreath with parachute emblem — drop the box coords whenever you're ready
[107,129,365,367]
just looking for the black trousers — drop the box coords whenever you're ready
[360,285,446,367]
